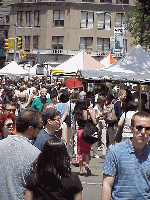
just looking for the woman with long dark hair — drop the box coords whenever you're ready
[25,139,83,200]
[70,99,97,175]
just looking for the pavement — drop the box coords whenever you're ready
[70,149,105,200]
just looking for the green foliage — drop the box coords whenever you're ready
[125,2,150,46]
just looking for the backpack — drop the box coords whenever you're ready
[81,122,99,144]
[103,99,119,124]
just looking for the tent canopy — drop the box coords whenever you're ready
[52,50,105,75]
[99,54,116,67]
[0,61,29,76]
[101,45,150,74]
[29,63,52,76]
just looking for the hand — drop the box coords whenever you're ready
[70,138,73,146]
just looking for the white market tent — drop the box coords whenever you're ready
[30,63,52,76]
[0,61,29,76]
[99,54,116,68]
[52,50,105,75]
[29,63,39,76]
[100,45,150,76]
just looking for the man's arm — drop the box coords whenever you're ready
[74,191,82,200]
[102,174,115,200]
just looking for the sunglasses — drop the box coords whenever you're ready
[6,123,14,128]
[135,125,150,132]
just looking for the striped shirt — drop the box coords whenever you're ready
[102,139,150,199]
[0,135,40,200]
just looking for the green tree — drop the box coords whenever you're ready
[125,2,150,47]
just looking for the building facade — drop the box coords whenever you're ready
[0,0,10,68]
[7,0,137,66]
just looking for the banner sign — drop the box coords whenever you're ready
[114,27,124,52]
[36,64,44,75]
[110,37,115,54]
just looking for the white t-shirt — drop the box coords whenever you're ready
[121,110,136,139]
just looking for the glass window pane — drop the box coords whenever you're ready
[98,13,104,29]
[115,13,121,27]
[87,37,93,50]
[54,11,59,20]
[80,37,85,49]
[97,38,102,51]
[88,12,93,29]
[59,36,63,44]
[104,38,110,51]
[52,36,57,44]
[105,13,111,29]
[60,11,65,20]
[81,12,87,28]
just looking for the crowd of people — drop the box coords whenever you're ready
[0,75,150,199]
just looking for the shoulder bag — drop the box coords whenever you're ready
[81,110,99,144]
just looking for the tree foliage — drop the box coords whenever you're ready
[125,2,150,47]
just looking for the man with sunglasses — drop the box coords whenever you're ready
[0,108,42,199]
[34,107,61,151]
[102,111,150,200]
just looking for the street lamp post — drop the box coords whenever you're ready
[14,23,18,61]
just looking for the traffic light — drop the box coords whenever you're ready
[5,38,10,50]
[17,37,21,50]
[24,51,27,57]
[10,38,14,48]
[20,51,24,57]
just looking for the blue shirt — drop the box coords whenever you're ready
[102,139,150,200]
[56,102,68,118]
[34,129,55,151]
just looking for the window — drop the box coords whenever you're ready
[52,36,64,49]
[53,11,65,27]
[34,10,40,27]
[81,11,94,29]
[26,11,31,27]
[33,36,39,49]
[25,36,31,50]
[97,38,110,52]
[17,11,23,27]
[80,37,93,51]
[100,0,112,2]
[82,0,94,2]
[116,0,129,4]
[115,13,125,27]
[98,12,111,30]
